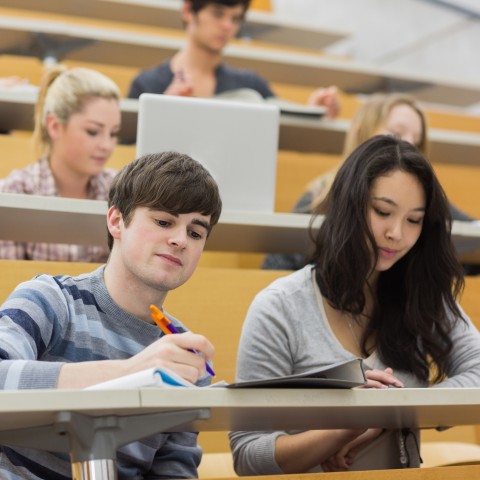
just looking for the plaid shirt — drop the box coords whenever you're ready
[0,157,117,262]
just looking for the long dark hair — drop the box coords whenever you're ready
[309,135,464,383]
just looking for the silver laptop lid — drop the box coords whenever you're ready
[136,93,280,213]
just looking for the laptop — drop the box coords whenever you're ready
[136,93,280,213]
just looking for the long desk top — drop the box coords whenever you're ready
[1,387,480,432]
[1,90,480,165]
[1,193,480,262]
[0,389,479,480]
[1,15,480,107]
[0,0,348,50]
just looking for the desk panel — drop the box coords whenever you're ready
[139,387,480,432]
[2,90,480,165]
[0,15,479,106]
[0,387,478,433]
[1,194,480,262]
[0,0,347,50]
[0,389,140,431]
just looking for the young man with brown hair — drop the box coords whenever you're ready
[0,151,222,478]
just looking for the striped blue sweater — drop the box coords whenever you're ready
[0,266,207,479]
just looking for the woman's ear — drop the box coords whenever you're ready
[106,206,123,242]
[45,113,63,140]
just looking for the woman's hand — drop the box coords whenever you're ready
[359,367,404,389]
[321,428,383,471]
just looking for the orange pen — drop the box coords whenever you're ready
[150,304,172,335]
[149,304,215,376]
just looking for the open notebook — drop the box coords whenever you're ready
[86,359,366,390]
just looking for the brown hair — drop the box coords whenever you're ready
[107,152,222,249]
[187,0,251,14]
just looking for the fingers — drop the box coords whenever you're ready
[307,85,341,119]
[162,331,215,363]
[0,76,28,88]
[164,69,194,97]
[359,368,404,389]
[333,450,353,470]
[322,428,383,472]
[128,332,215,384]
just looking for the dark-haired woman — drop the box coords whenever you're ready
[229,135,480,473]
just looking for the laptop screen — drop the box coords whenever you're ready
[136,93,280,213]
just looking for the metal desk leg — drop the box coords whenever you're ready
[0,408,210,480]
[71,459,117,480]
[54,410,210,480]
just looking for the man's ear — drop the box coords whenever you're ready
[45,113,63,140]
[107,206,123,241]
[181,0,194,25]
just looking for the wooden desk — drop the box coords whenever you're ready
[240,466,479,480]
[1,193,480,262]
[0,387,479,479]
[2,89,480,165]
[0,0,348,50]
[0,15,479,107]
[0,193,315,253]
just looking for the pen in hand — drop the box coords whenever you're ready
[150,304,215,377]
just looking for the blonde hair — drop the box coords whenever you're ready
[343,93,428,156]
[33,66,121,156]
[308,93,429,209]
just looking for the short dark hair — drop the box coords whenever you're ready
[187,0,251,15]
[310,135,464,383]
[107,151,222,249]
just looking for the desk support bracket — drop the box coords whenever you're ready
[0,408,210,480]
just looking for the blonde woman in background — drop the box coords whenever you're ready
[263,93,477,272]
[0,66,121,262]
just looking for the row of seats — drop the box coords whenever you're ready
[1,133,480,220]
[2,260,480,472]
[1,4,480,109]
[2,3,480,476]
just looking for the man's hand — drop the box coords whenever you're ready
[58,332,214,389]
[125,332,215,384]
[307,85,341,119]
[164,69,194,97]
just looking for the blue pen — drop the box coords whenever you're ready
[150,305,216,377]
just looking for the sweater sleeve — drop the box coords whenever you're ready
[434,305,480,388]
[0,277,67,389]
[228,286,297,476]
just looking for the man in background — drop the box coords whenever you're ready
[128,0,341,118]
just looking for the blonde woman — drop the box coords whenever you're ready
[0,66,121,262]
[263,93,476,271]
